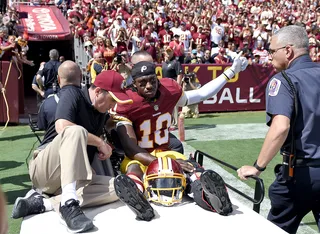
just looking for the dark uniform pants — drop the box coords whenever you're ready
[268,165,320,234]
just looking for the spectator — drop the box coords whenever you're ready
[158,22,173,48]
[252,41,269,65]
[141,30,159,62]
[191,25,209,50]
[66,0,319,66]
[111,51,131,82]
[179,22,192,56]
[169,34,184,64]
[252,54,261,64]
[93,36,106,54]
[184,49,198,64]
[214,48,230,64]
[90,51,105,83]
[201,49,214,64]
[211,40,225,56]
[130,29,144,55]
[84,40,93,59]
[252,24,268,49]
[103,37,116,68]
[210,17,225,48]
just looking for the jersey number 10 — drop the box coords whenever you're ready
[138,113,171,148]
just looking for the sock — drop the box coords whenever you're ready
[43,198,53,211]
[25,189,37,198]
[61,181,77,205]
[127,173,144,193]
[190,172,202,182]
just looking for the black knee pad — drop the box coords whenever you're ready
[168,133,184,154]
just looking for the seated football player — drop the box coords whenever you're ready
[112,51,248,221]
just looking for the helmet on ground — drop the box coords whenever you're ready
[144,156,186,206]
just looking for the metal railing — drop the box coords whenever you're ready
[73,37,91,85]
[193,150,265,214]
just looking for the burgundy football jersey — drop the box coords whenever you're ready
[115,78,182,152]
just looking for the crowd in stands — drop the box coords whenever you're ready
[0,0,320,81]
[0,5,34,66]
[60,0,320,77]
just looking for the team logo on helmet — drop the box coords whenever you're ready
[144,155,186,206]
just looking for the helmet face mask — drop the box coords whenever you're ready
[144,156,187,206]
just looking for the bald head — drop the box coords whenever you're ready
[58,60,81,87]
[131,51,153,64]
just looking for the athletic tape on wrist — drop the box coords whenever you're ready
[222,72,230,81]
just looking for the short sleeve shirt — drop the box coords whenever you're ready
[266,55,320,158]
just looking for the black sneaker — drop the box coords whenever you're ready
[12,189,45,219]
[59,199,94,233]
[114,174,155,221]
[200,170,233,216]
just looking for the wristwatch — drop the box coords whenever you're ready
[253,160,266,172]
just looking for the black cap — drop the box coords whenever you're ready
[131,61,156,80]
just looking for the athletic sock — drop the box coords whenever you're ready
[127,173,144,193]
[61,181,77,205]
[43,198,53,211]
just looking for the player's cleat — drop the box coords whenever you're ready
[200,170,233,216]
[11,189,46,219]
[59,199,94,233]
[114,174,155,221]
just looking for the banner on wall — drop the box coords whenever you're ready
[18,5,72,41]
[155,64,276,113]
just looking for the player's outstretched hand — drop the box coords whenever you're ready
[231,51,249,74]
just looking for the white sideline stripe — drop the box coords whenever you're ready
[177,123,317,234]
[183,123,268,141]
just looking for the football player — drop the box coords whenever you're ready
[112,52,248,221]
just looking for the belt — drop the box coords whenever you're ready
[295,158,320,167]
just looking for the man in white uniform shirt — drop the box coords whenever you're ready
[210,18,225,48]
[179,22,192,56]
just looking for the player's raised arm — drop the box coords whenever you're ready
[177,51,248,107]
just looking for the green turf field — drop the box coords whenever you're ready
[184,112,318,232]
[0,111,318,233]
[0,126,40,234]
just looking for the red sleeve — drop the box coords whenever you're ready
[159,78,183,102]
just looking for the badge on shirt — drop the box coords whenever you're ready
[268,78,281,96]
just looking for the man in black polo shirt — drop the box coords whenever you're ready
[162,47,183,129]
[37,61,81,132]
[162,47,183,84]
[36,49,61,98]
[12,62,133,233]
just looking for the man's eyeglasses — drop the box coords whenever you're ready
[268,44,293,56]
